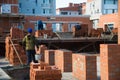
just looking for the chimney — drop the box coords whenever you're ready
[69,3,73,7]
[74,4,79,7]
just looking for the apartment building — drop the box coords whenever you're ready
[56,3,86,15]
[86,0,118,29]
[18,0,56,15]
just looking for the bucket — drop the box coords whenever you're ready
[43,34,47,39]
[35,54,42,61]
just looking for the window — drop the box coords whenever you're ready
[49,0,52,3]
[43,0,45,3]
[69,12,71,15]
[113,0,118,4]
[19,3,21,8]
[43,23,46,30]
[104,9,118,14]
[32,9,35,14]
[104,0,118,4]
[61,12,68,15]
[43,9,45,14]
[107,24,114,30]
[35,0,37,5]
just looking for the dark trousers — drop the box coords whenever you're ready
[26,50,36,65]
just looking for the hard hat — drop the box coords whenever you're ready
[27,28,32,33]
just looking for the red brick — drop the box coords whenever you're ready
[100,44,120,80]
[72,53,97,80]
[44,50,55,65]
[55,49,72,72]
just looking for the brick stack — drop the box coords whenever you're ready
[100,44,120,80]
[72,53,97,80]
[36,45,47,62]
[55,49,72,72]
[9,44,27,66]
[72,24,88,37]
[5,36,22,60]
[30,62,62,80]
[5,36,10,60]
[10,27,24,39]
[44,50,55,65]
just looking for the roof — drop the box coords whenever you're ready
[57,6,79,11]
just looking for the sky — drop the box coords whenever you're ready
[56,0,87,9]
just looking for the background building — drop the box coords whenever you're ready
[86,0,118,29]
[56,3,86,16]
[18,0,56,15]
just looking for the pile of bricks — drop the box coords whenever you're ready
[35,30,53,38]
[72,53,97,80]
[89,29,101,37]
[5,32,27,66]
[44,50,55,65]
[30,62,62,80]
[10,27,24,39]
[112,28,118,35]
[55,49,72,72]
[5,36,10,60]
[72,24,88,37]
[36,45,47,62]
[100,44,120,80]
[9,44,27,66]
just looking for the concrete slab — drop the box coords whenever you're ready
[62,72,78,80]
[0,57,12,67]
[0,68,11,80]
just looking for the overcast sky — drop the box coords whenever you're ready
[56,0,87,9]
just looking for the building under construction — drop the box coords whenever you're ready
[0,0,120,80]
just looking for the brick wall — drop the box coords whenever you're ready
[55,49,72,72]
[9,44,27,66]
[72,53,97,80]
[62,23,68,32]
[98,13,118,29]
[10,27,24,39]
[44,50,55,65]
[25,16,92,33]
[100,44,120,80]
[0,0,18,4]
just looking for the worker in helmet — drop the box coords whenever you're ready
[22,28,39,65]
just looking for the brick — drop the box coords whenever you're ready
[55,49,72,72]
[30,62,62,80]
[72,53,97,80]
[100,44,120,80]
[44,50,55,65]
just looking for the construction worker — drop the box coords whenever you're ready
[22,28,39,65]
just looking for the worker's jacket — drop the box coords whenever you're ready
[22,34,38,50]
